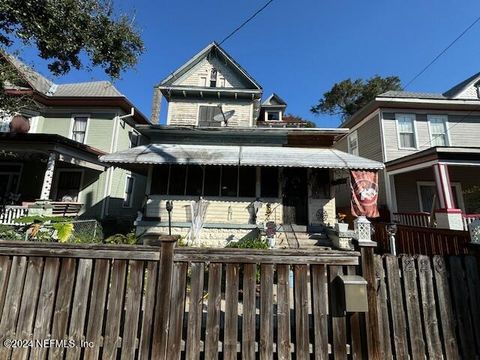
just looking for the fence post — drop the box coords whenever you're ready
[355,218,382,360]
[147,232,179,360]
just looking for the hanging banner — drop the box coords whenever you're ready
[350,170,379,218]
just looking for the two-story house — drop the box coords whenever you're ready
[101,42,383,246]
[335,73,480,230]
[0,53,149,223]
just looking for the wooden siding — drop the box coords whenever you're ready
[448,114,480,147]
[147,196,283,224]
[357,113,383,161]
[167,99,253,127]
[175,56,251,89]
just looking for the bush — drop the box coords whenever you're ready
[104,232,137,245]
[0,224,24,241]
[14,215,71,224]
[226,238,269,249]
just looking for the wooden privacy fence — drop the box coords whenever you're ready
[374,254,480,359]
[374,222,471,256]
[0,238,368,359]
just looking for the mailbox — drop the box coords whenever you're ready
[333,275,368,313]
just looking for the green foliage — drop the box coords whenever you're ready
[464,186,480,213]
[0,0,144,78]
[311,75,403,120]
[226,238,269,249]
[0,224,23,240]
[52,222,74,243]
[14,215,73,224]
[104,232,137,245]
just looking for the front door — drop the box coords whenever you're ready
[282,168,308,225]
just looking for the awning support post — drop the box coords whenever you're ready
[433,164,463,230]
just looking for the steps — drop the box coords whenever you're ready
[282,225,332,249]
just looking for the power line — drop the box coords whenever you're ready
[404,14,480,89]
[219,0,275,45]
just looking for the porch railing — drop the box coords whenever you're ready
[464,214,480,230]
[0,206,29,225]
[393,212,432,227]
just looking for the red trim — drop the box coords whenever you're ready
[435,208,463,214]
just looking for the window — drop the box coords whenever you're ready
[123,176,135,207]
[151,165,170,195]
[221,166,238,197]
[0,163,22,198]
[428,115,448,146]
[0,115,10,132]
[198,105,222,127]
[239,167,256,197]
[417,181,462,212]
[347,130,359,156]
[396,114,416,149]
[72,116,88,143]
[186,165,204,196]
[260,167,279,198]
[266,111,280,121]
[210,68,218,87]
[204,166,221,196]
[168,165,187,195]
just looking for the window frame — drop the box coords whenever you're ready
[427,114,449,147]
[416,180,464,212]
[347,130,359,156]
[265,111,282,122]
[196,104,223,127]
[70,114,90,144]
[395,113,418,150]
[123,175,136,208]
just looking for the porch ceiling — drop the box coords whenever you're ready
[100,143,384,170]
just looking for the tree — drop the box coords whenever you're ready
[282,114,316,128]
[0,0,144,78]
[310,75,402,120]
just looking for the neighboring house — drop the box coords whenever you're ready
[0,53,149,223]
[335,73,480,230]
[101,42,383,246]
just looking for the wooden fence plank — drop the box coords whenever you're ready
[329,265,347,360]
[417,255,442,359]
[167,262,188,360]
[121,260,145,360]
[101,260,127,360]
[12,257,44,360]
[432,256,459,359]
[0,255,12,320]
[260,264,274,360]
[49,258,76,360]
[374,255,391,359]
[464,256,480,352]
[385,255,408,359]
[241,263,256,360]
[83,259,111,360]
[0,256,28,360]
[295,264,310,360]
[401,255,425,360]
[31,257,60,360]
[205,263,223,360]
[311,264,328,360]
[65,259,94,360]
[276,264,291,360]
[185,262,205,360]
[138,261,158,360]
[224,264,240,360]
[449,256,476,359]
[347,265,363,359]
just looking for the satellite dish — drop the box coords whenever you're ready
[213,108,235,126]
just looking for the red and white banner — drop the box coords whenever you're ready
[350,170,380,218]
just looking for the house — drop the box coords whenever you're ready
[101,42,383,246]
[0,53,149,224]
[335,73,480,230]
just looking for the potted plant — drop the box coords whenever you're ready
[335,213,348,232]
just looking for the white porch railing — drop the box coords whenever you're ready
[0,206,29,225]
[464,214,480,231]
[393,212,432,227]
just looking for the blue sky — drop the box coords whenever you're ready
[14,0,480,127]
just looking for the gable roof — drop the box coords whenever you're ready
[262,93,287,107]
[442,72,480,98]
[378,90,447,100]
[2,52,149,124]
[158,42,262,90]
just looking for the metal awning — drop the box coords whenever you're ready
[100,144,384,170]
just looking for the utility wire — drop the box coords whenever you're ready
[219,0,275,45]
[404,14,480,89]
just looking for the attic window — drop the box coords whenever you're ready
[475,80,480,98]
[266,111,281,121]
[210,68,218,87]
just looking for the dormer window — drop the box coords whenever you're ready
[265,111,281,121]
[210,68,217,87]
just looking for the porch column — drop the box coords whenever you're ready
[433,163,463,230]
[40,152,56,200]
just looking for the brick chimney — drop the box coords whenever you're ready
[150,87,163,124]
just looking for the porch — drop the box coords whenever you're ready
[100,143,384,246]
[386,146,480,230]
[0,133,106,223]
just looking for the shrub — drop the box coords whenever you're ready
[0,224,24,241]
[226,238,269,249]
[104,232,137,245]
